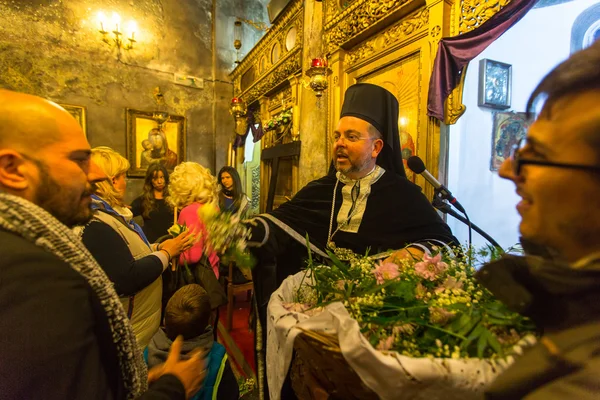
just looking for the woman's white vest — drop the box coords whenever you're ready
[93,211,162,349]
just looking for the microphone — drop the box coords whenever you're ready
[407,156,466,214]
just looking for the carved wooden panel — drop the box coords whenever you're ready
[346,8,429,67]
[459,0,512,34]
[324,0,415,53]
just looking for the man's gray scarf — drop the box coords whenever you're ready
[0,193,147,399]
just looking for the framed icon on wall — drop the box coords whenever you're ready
[478,59,512,110]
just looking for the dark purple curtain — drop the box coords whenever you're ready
[232,106,264,150]
[427,0,537,121]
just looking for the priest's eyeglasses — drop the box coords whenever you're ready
[510,138,600,176]
[332,132,377,144]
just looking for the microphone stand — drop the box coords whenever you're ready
[432,195,503,250]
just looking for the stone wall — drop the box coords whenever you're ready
[0,0,267,202]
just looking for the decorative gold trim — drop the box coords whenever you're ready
[230,0,303,81]
[444,65,468,125]
[458,0,512,34]
[325,0,341,24]
[324,0,414,53]
[346,8,429,67]
[239,48,302,105]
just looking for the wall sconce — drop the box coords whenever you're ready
[98,11,137,51]
[305,57,332,98]
[152,88,170,129]
[229,97,247,119]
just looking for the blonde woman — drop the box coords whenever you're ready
[78,146,194,348]
[166,162,225,313]
[168,162,220,276]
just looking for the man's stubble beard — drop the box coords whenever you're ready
[334,154,372,178]
[33,160,96,228]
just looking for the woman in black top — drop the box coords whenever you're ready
[217,166,249,217]
[131,163,174,243]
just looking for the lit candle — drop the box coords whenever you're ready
[127,20,137,40]
[112,12,121,33]
[311,57,327,68]
[97,11,106,32]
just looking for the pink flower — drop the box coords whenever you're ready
[376,335,395,351]
[392,323,416,336]
[435,276,464,294]
[414,253,448,281]
[429,307,455,325]
[372,262,401,285]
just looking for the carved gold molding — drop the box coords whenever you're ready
[444,65,468,125]
[324,0,412,54]
[325,0,341,24]
[230,0,303,92]
[346,8,429,67]
[459,0,511,34]
[238,48,302,105]
[268,85,293,111]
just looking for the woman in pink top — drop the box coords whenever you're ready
[166,162,223,312]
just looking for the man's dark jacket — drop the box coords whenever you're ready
[477,254,600,400]
[0,229,186,400]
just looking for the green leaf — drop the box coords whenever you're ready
[487,332,504,357]
[467,323,484,341]
[458,316,481,337]
[326,249,350,273]
[451,314,471,333]
[477,329,489,358]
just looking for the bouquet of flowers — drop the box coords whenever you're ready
[263,108,293,132]
[198,203,255,270]
[166,222,195,277]
[294,244,534,359]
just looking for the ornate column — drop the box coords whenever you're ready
[298,0,328,188]
[424,0,453,194]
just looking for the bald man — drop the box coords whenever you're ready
[0,90,204,400]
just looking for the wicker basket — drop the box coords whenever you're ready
[290,328,379,400]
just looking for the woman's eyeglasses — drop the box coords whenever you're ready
[510,138,600,176]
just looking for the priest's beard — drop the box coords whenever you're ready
[33,160,96,228]
[334,153,372,179]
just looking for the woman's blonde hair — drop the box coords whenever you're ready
[167,162,218,209]
[91,146,130,207]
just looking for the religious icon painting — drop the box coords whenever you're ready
[478,59,512,109]
[125,108,186,177]
[491,111,530,171]
[59,103,87,137]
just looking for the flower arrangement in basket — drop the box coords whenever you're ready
[263,108,293,132]
[293,243,535,359]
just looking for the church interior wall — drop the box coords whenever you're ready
[447,0,600,249]
[0,0,268,203]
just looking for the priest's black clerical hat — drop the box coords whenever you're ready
[340,83,406,177]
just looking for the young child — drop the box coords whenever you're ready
[145,284,239,400]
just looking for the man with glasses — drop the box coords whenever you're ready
[247,83,456,398]
[476,41,600,399]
